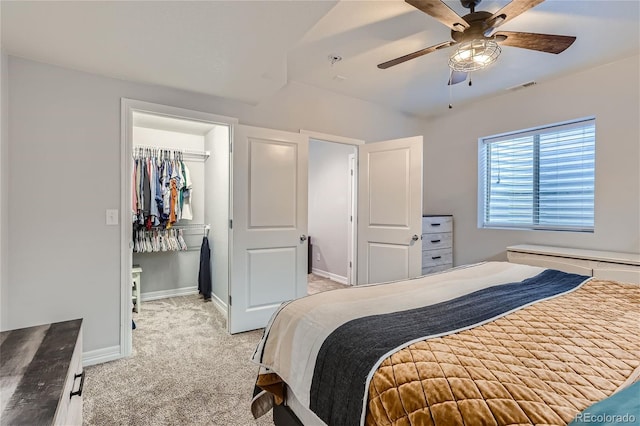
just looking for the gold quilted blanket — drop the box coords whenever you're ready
[366,280,640,426]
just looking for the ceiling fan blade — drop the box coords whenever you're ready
[495,31,576,54]
[405,0,469,32]
[485,0,545,32]
[378,41,457,69]
[448,70,467,85]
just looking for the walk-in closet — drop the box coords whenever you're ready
[130,111,230,325]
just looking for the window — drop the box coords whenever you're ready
[479,118,595,232]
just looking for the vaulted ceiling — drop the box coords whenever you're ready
[2,1,638,118]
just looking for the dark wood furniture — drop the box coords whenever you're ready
[0,319,83,425]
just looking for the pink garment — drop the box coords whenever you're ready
[132,157,137,214]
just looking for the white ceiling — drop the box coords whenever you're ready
[2,1,638,118]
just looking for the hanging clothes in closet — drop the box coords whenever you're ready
[132,148,193,229]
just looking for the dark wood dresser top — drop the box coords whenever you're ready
[1,319,82,425]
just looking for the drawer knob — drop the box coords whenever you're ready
[432,256,442,260]
[70,371,85,399]
[431,223,441,227]
[430,239,441,243]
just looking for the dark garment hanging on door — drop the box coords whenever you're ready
[198,236,212,301]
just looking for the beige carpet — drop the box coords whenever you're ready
[307,273,349,294]
[83,275,347,425]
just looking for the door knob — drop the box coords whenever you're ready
[412,234,419,241]
[300,234,307,242]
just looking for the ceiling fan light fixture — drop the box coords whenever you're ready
[448,39,501,72]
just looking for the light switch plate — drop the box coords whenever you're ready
[106,209,119,225]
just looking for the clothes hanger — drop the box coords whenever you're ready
[171,229,179,251]
[159,230,166,252]
[144,231,152,253]
[177,229,187,251]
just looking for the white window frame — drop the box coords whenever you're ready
[478,117,596,232]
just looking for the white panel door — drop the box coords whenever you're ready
[230,125,308,334]
[358,136,423,284]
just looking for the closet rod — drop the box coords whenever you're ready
[170,223,211,231]
[141,224,210,232]
[173,223,210,238]
[171,224,210,236]
[133,145,210,160]
[139,224,210,237]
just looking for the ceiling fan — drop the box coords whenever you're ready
[378,0,576,85]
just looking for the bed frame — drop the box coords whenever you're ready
[273,404,304,426]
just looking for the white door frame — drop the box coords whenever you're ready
[300,130,363,285]
[120,98,237,358]
[347,154,357,285]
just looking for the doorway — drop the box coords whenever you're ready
[307,138,358,287]
[120,99,237,357]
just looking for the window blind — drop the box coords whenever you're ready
[479,118,595,231]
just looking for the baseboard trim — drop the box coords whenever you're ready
[210,292,228,316]
[141,286,198,302]
[311,268,348,285]
[83,345,122,367]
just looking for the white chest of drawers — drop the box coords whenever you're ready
[422,215,453,275]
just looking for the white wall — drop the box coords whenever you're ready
[0,51,7,330]
[205,126,230,312]
[308,140,356,280]
[4,56,425,353]
[423,55,640,265]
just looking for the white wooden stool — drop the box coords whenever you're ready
[132,266,142,313]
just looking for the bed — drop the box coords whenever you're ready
[251,262,640,426]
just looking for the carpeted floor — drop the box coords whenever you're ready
[307,273,349,294]
[83,275,346,426]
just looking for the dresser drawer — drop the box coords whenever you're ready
[422,232,452,250]
[54,324,83,426]
[422,264,452,275]
[422,216,452,234]
[422,248,453,267]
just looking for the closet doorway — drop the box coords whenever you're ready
[305,133,362,286]
[120,99,237,357]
